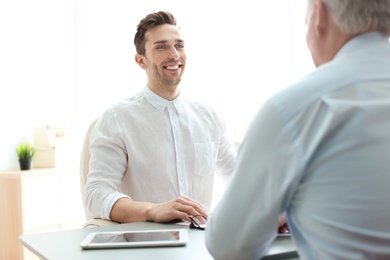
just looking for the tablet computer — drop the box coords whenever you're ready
[80,229,188,249]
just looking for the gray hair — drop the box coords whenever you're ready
[308,0,390,35]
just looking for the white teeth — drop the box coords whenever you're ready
[166,65,179,70]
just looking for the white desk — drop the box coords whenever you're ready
[20,222,299,260]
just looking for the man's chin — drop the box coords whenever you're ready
[164,78,182,87]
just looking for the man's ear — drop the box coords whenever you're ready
[314,0,329,36]
[135,54,147,69]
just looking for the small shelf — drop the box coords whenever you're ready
[0,168,86,260]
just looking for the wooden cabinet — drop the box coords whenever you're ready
[0,168,86,260]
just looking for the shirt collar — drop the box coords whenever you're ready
[143,85,183,113]
[334,32,388,60]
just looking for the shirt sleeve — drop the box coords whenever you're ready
[84,112,130,220]
[205,101,300,259]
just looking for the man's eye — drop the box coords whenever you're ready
[176,44,184,49]
[156,45,167,49]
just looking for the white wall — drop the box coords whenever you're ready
[0,0,314,171]
[0,0,77,170]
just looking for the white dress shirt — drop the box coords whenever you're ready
[206,32,390,259]
[84,86,236,220]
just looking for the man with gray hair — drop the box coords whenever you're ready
[206,0,390,259]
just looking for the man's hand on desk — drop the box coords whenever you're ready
[110,196,208,224]
[147,195,209,223]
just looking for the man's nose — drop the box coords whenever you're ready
[168,47,180,59]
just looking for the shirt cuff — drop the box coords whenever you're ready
[101,192,130,220]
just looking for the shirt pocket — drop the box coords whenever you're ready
[194,141,218,176]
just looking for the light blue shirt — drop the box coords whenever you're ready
[85,86,236,220]
[206,32,390,259]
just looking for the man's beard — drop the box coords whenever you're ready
[158,76,181,89]
[152,67,182,89]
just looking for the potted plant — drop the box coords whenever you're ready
[16,142,36,170]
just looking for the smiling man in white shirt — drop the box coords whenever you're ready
[84,11,236,224]
[206,0,390,259]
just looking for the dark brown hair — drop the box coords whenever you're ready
[134,11,177,55]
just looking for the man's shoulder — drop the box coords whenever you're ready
[267,69,328,117]
[106,92,145,111]
[268,52,380,120]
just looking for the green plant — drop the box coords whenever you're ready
[16,142,36,159]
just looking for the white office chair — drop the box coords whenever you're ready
[80,117,120,228]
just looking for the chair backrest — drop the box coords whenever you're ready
[79,117,99,221]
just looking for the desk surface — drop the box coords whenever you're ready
[20,222,298,260]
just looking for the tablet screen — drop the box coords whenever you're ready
[91,230,179,243]
[80,229,188,249]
